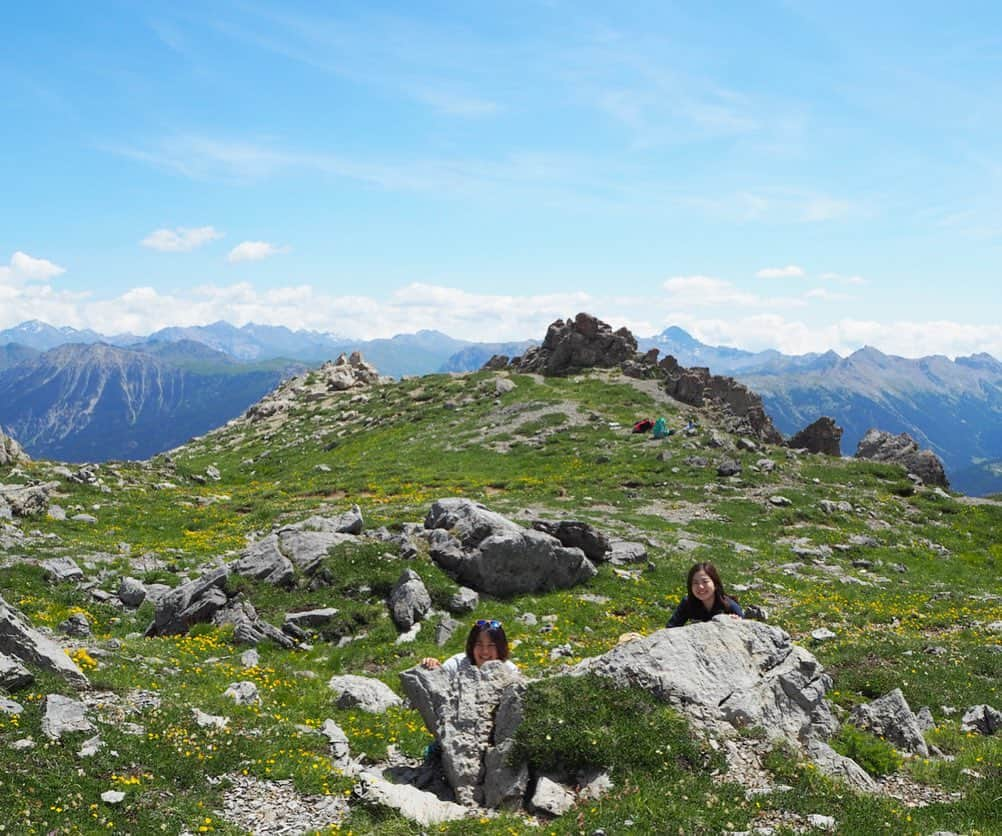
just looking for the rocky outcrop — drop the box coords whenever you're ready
[488,313,643,377]
[0,595,89,690]
[328,674,403,713]
[787,417,842,456]
[0,482,56,517]
[0,429,28,466]
[144,568,231,637]
[246,353,385,422]
[400,660,527,807]
[425,499,597,596]
[660,356,783,444]
[531,519,611,562]
[573,618,837,746]
[848,688,929,756]
[854,429,949,488]
[232,509,362,583]
[389,569,432,630]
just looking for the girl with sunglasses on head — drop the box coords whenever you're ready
[421,619,517,673]
[666,561,743,628]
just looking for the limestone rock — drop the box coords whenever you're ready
[0,652,33,692]
[144,567,230,637]
[389,568,432,630]
[573,618,838,746]
[849,688,929,756]
[42,694,94,739]
[0,430,28,466]
[328,674,402,713]
[854,429,949,488]
[0,597,89,690]
[960,704,1001,736]
[498,313,639,377]
[426,498,597,596]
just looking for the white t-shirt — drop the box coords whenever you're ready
[440,652,518,675]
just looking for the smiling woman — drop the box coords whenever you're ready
[666,562,744,628]
[420,619,517,674]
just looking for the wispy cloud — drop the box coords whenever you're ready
[684,189,856,224]
[409,86,500,117]
[662,275,805,310]
[0,251,66,283]
[820,272,867,285]
[141,226,223,252]
[227,241,290,263]
[756,265,805,279]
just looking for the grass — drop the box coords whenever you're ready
[1,368,1000,834]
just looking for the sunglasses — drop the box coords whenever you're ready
[476,619,502,629]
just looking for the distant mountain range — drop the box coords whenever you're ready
[0,320,533,377]
[0,339,301,462]
[2,319,1000,495]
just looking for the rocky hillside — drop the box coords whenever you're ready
[0,322,999,834]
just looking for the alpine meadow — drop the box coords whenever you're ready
[0,317,999,835]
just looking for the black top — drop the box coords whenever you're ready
[666,594,744,628]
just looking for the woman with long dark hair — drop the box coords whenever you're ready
[421,619,516,673]
[666,561,743,627]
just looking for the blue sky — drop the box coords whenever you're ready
[3,1,1002,357]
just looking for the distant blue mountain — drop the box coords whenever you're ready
[0,340,300,462]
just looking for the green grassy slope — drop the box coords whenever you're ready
[0,368,999,835]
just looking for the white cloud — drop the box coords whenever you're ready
[227,241,290,263]
[141,226,223,252]
[662,275,805,310]
[819,272,867,285]
[756,265,804,279]
[410,87,500,117]
[0,251,66,283]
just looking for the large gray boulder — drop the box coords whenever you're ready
[0,597,89,690]
[425,499,597,596]
[573,618,837,745]
[0,652,34,692]
[389,569,432,630]
[354,770,468,825]
[144,568,230,637]
[233,512,360,582]
[214,600,295,649]
[960,704,1001,736]
[531,519,611,562]
[854,429,949,488]
[400,661,526,807]
[328,674,402,713]
[848,688,929,756]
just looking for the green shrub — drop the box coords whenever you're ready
[510,674,719,778]
[830,724,904,777]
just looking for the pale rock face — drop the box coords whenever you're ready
[573,618,839,745]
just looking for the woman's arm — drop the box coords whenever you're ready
[666,597,690,628]
[725,597,744,618]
